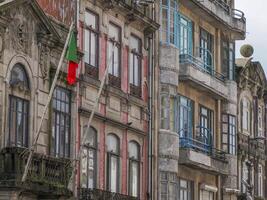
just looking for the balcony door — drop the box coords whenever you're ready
[178,96,193,146]
[200,28,213,73]
[199,106,213,151]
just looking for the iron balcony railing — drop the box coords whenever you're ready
[0,147,72,195]
[80,188,139,200]
[180,47,226,82]
[208,0,230,13]
[113,0,152,19]
[179,126,226,161]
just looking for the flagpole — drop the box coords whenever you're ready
[21,22,74,183]
[67,44,114,190]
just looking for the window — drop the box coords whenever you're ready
[9,96,29,147]
[178,15,193,55]
[108,23,121,87]
[258,106,263,137]
[222,114,236,154]
[199,106,213,147]
[258,164,263,197]
[107,134,120,192]
[200,28,213,73]
[200,190,214,200]
[160,172,177,200]
[81,127,97,189]
[84,10,99,76]
[160,0,179,46]
[241,160,249,193]
[160,95,176,132]
[9,64,30,147]
[10,64,29,89]
[228,115,236,154]
[178,178,193,200]
[222,41,235,80]
[130,35,142,97]
[242,98,250,132]
[178,96,193,139]
[51,87,71,158]
[128,141,140,197]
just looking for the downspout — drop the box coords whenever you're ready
[148,2,155,200]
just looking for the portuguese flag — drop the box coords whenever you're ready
[66,30,78,85]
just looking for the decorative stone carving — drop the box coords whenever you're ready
[39,44,50,79]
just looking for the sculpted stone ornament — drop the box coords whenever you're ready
[39,44,50,79]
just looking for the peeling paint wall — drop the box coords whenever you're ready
[37,0,75,25]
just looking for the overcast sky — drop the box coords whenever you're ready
[235,0,267,71]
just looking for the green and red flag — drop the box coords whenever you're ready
[66,30,78,85]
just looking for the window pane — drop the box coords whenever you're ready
[110,156,118,192]
[85,11,96,29]
[107,134,119,153]
[131,162,139,197]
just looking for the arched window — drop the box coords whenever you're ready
[242,98,250,132]
[107,134,120,192]
[128,141,140,197]
[9,64,30,147]
[10,63,29,89]
[81,126,97,189]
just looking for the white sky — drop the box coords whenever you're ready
[235,0,267,72]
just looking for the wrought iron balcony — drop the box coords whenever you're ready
[0,147,72,196]
[180,0,246,39]
[179,127,226,162]
[101,0,159,33]
[79,188,138,200]
[179,49,228,100]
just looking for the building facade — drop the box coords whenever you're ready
[236,56,267,200]
[157,0,248,200]
[0,0,158,200]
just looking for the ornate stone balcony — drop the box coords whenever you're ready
[180,0,246,39]
[79,188,138,200]
[238,133,266,160]
[0,147,72,197]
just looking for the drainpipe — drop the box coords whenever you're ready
[148,3,155,200]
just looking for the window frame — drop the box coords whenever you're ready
[221,40,235,80]
[128,141,140,198]
[178,178,193,200]
[81,126,98,189]
[258,106,263,137]
[228,115,236,155]
[51,87,71,158]
[242,98,251,133]
[199,105,214,146]
[84,9,99,76]
[199,28,213,73]
[160,171,177,200]
[108,22,121,88]
[178,14,193,55]
[8,95,29,148]
[106,133,120,193]
[160,0,179,47]
[129,34,142,97]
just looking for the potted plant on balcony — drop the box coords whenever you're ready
[237,193,248,200]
